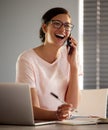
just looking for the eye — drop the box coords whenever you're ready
[53,21,61,27]
[65,24,70,28]
[64,24,73,31]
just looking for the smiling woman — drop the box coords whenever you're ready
[16,7,82,121]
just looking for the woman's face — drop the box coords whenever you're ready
[43,14,72,47]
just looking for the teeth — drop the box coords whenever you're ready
[55,34,65,39]
[56,34,64,38]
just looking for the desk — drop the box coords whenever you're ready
[0,124,108,130]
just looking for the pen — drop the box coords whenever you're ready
[50,92,78,113]
[50,92,66,104]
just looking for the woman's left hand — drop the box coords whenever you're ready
[67,36,78,67]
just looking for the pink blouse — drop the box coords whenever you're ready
[16,46,81,110]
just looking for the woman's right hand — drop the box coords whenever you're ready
[56,103,74,120]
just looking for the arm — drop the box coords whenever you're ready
[30,88,57,120]
[65,37,81,108]
[31,88,74,121]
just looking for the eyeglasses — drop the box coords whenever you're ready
[50,20,74,31]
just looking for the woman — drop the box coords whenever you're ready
[16,7,81,121]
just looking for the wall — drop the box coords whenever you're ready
[0,0,79,82]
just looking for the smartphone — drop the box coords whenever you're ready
[67,35,73,55]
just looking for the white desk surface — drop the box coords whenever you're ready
[0,124,108,130]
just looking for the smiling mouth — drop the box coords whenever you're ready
[55,34,65,40]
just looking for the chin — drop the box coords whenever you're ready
[57,42,64,47]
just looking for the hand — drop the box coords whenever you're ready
[67,36,78,68]
[56,103,74,121]
[67,36,77,54]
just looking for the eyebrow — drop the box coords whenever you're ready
[51,19,72,24]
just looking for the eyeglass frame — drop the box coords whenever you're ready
[50,19,74,31]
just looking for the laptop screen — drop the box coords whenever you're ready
[72,89,108,118]
[0,83,34,125]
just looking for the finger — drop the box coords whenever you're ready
[57,104,74,118]
[69,37,77,47]
[57,107,73,119]
[57,107,70,120]
[59,104,73,111]
[59,103,73,108]
[72,39,78,46]
[56,111,69,120]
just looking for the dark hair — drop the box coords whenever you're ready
[39,7,70,42]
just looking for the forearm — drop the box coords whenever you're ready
[30,88,57,121]
[33,106,57,121]
[65,66,80,108]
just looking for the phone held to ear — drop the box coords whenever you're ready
[66,35,73,55]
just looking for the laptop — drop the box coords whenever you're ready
[73,89,108,118]
[0,83,55,126]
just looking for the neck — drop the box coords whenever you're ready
[35,43,60,64]
[42,44,59,63]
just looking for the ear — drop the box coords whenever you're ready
[42,24,48,33]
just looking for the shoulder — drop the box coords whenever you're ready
[17,49,36,63]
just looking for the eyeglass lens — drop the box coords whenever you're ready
[51,20,74,31]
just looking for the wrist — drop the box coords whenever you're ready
[70,65,78,73]
[54,111,59,120]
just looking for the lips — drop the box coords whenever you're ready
[55,34,65,39]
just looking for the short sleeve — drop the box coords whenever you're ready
[16,54,36,88]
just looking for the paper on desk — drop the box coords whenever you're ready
[56,116,108,125]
